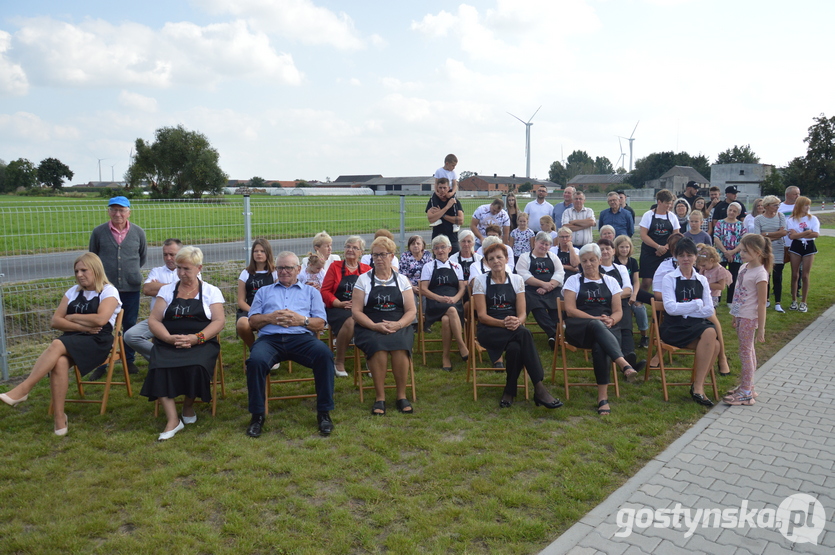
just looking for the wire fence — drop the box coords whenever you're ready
[0,195,491,379]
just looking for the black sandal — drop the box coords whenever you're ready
[597,399,611,415]
[396,398,413,414]
[371,400,386,416]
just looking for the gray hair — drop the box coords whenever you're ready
[431,234,451,249]
[728,202,743,214]
[599,224,616,237]
[175,246,203,266]
[578,243,601,260]
[607,191,619,199]
[344,235,365,251]
[276,251,300,266]
[481,236,503,250]
[458,229,475,243]
[534,231,553,245]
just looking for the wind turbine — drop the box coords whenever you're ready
[614,137,626,171]
[110,164,117,182]
[507,105,542,178]
[618,121,639,172]
[96,158,108,183]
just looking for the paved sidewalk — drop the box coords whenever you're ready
[543,305,835,555]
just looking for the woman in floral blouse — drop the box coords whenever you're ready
[713,202,747,304]
[400,235,432,287]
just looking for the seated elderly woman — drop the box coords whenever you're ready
[352,236,417,415]
[659,238,721,406]
[322,235,371,377]
[361,229,400,271]
[400,234,432,288]
[301,230,341,276]
[1,253,122,435]
[516,231,565,350]
[419,234,469,370]
[449,229,482,281]
[472,241,563,409]
[562,243,640,415]
[140,247,225,440]
[550,226,581,282]
[236,238,277,348]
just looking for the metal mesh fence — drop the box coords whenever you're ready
[0,195,491,378]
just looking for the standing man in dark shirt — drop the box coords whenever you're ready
[679,181,701,208]
[89,196,147,377]
[617,191,636,221]
[426,178,464,254]
[710,186,747,235]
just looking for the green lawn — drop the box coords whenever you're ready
[1,237,832,554]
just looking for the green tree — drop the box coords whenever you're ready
[548,160,568,185]
[126,125,228,199]
[565,150,595,180]
[0,159,6,192]
[626,151,710,189]
[715,144,760,164]
[249,176,266,188]
[760,166,784,197]
[594,156,614,174]
[459,170,475,181]
[3,158,38,191]
[803,113,835,197]
[517,182,532,193]
[37,157,74,190]
[782,157,806,194]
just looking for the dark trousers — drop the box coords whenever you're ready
[119,290,140,362]
[503,327,544,398]
[724,262,741,303]
[529,308,557,339]
[246,333,335,414]
[618,307,635,356]
[583,320,624,386]
[770,263,784,303]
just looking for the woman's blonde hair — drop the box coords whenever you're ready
[73,252,110,293]
[696,243,720,265]
[312,231,333,249]
[176,246,204,267]
[791,196,811,221]
[305,252,325,270]
[613,235,633,257]
[539,215,556,232]
[371,236,397,256]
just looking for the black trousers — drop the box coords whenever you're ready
[577,320,624,386]
[769,263,784,303]
[502,327,544,398]
[723,261,741,303]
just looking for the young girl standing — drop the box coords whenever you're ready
[510,212,535,264]
[724,234,771,406]
[786,196,820,312]
[539,215,559,241]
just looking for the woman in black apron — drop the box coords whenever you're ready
[658,238,720,407]
[472,242,562,410]
[1,253,121,436]
[552,227,580,282]
[322,236,371,376]
[419,235,468,371]
[236,238,276,348]
[562,244,639,415]
[598,238,644,376]
[141,247,225,440]
[517,231,565,349]
[449,229,481,313]
[639,189,679,293]
[352,237,417,415]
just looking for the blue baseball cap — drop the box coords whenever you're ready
[108,196,131,208]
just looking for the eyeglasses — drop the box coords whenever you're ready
[371,252,392,259]
[432,245,450,251]
[276,266,297,272]
[344,245,361,251]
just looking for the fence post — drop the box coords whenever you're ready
[0,273,8,381]
[399,195,406,248]
[243,194,252,259]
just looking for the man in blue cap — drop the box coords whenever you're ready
[89,196,147,377]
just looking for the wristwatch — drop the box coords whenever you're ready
[304,317,310,328]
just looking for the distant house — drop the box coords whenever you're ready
[333,175,383,184]
[567,174,630,193]
[361,176,434,194]
[459,174,554,194]
[710,164,774,197]
[645,166,710,195]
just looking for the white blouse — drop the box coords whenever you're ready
[63,284,122,327]
[516,251,566,286]
[661,268,714,319]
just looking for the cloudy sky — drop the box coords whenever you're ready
[1,0,832,185]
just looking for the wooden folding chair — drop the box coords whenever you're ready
[54,310,132,415]
[551,298,619,401]
[466,283,529,401]
[416,293,463,366]
[646,299,719,402]
[263,359,318,416]
[154,346,226,417]
[353,346,417,404]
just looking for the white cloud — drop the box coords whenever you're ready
[193,0,365,50]
[10,16,302,89]
[411,10,458,37]
[0,31,28,95]
[0,112,79,142]
[118,90,158,113]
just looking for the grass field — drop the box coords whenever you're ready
[1,232,832,553]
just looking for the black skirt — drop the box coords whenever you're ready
[236,309,249,321]
[659,315,715,349]
[140,365,213,402]
[58,331,114,375]
[525,285,559,312]
[639,247,665,279]
[327,307,353,336]
[424,298,464,328]
[354,325,414,359]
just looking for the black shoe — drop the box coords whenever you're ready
[317,411,334,436]
[533,395,564,409]
[690,386,714,407]
[127,361,140,375]
[639,336,649,349]
[548,337,556,351]
[88,364,107,381]
[246,414,265,438]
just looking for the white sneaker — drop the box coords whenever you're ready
[766,301,771,308]
[799,302,808,313]
[774,304,785,313]
[789,301,798,310]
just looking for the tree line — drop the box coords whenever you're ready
[0,157,74,193]
[544,114,835,198]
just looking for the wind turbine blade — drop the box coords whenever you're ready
[618,136,624,155]
[630,121,639,139]
[507,112,526,124]
[527,105,542,123]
